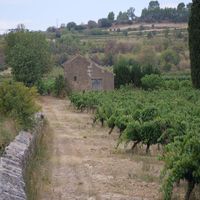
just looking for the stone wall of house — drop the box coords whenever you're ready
[0,113,44,200]
[64,56,91,91]
[91,62,114,91]
[63,55,114,91]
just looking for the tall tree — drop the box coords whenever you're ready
[127,7,136,20]
[116,11,129,24]
[177,2,185,11]
[107,12,115,22]
[189,0,200,88]
[5,30,51,86]
[148,1,160,10]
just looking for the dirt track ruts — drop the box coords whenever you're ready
[39,96,160,200]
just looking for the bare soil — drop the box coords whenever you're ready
[39,96,162,200]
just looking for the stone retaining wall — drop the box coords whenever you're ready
[0,113,44,200]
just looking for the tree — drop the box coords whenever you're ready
[189,1,200,88]
[113,57,132,88]
[116,11,130,24]
[177,2,185,11]
[127,7,136,20]
[46,26,57,33]
[107,12,115,22]
[5,31,51,87]
[16,24,26,31]
[98,18,112,28]
[88,20,98,29]
[66,22,77,30]
[148,1,160,10]
[187,3,192,10]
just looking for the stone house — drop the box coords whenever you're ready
[63,55,114,91]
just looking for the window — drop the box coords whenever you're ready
[91,79,102,90]
[74,76,77,81]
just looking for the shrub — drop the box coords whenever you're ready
[0,81,39,129]
[162,63,172,72]
[36,79,54,95]
[54,75,66,97]
[160,49,180,70]
[141,74,164,90]
[164,80,180,90]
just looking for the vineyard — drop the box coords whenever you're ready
[70,84,200,199]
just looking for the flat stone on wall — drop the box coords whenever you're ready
[0,113,44,200]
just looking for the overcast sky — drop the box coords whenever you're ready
[0,0,191,33]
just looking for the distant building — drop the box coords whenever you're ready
[63,55,114,91]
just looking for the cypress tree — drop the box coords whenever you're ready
[189,0,200,88]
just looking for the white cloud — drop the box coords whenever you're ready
[0,19,31,34]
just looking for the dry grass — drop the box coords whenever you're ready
[111,23,188,31]
[0,68,11,76]
[0,117,17,155]
[25,120,53,200]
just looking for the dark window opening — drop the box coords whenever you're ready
[74,76,77,81]
[91,79,102,90]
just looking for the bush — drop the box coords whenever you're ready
[37,75,67,97]
[0,81,39,129]
[141,74,164,90]
[160,49,180,70]
[54,75,66,97]
[164,80,180,90]
[36,79,54,95]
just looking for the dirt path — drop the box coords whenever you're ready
[39,96,161,200]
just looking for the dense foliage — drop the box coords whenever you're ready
[141,1,191,23]
[113,57,159,88]
[54,75,66,97]
[161,131,200,200]
[189,0,200,89]
[69,83,200,199]
[36,70,67,97]
[0,81,39,129]
[5,30,51,86]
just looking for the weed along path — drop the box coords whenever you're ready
[39,96,161,200]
